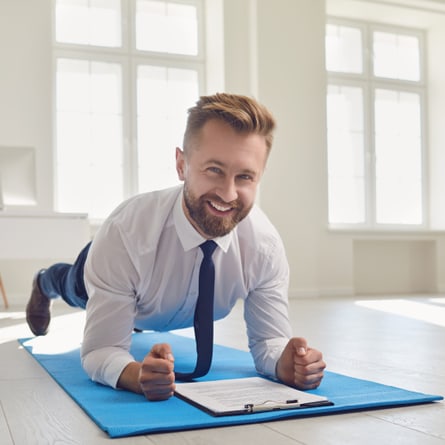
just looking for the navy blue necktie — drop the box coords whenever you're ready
[175,240,217,381]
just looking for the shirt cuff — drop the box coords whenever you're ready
[252,337,289,379]
[81,347,135,389]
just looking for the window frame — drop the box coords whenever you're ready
[326,17,428,231]
[52,0,206,221]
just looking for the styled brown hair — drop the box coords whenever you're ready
[183,93,276,155]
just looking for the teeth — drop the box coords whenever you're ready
[210,201,231,212]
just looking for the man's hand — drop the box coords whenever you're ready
[138,343,176,401]
[276,337,326,390]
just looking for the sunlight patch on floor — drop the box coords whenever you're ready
[429,297,445,305]
[0,310,85,346]
[355,298,445,327]
[0,311,26,321]
[22,328,83,355]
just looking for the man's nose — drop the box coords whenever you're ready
[217,177,238,203]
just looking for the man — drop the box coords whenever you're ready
[26,93,326,401]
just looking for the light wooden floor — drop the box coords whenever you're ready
[1,295,444,444]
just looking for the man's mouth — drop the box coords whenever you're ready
[208,200,233,214]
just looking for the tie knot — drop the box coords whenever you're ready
[200,240,217,258]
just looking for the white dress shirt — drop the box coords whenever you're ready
[81,185,291,388]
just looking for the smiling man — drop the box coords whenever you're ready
[26,93,326,401]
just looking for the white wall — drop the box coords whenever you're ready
[1,0,445,303]
[223,0,332,297]
[0,0,53,212]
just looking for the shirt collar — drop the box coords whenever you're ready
[173,188,233,253]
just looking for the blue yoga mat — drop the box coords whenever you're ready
[19,332,443,438]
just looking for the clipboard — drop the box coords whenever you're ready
[174,377,334,417]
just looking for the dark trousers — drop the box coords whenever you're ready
[38,242,92,309]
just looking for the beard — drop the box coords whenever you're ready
[183,184,252,238]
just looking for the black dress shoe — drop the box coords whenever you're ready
[26,270,51,336]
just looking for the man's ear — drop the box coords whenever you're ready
[176,147,186,181]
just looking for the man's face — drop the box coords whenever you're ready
[176,119,268,238]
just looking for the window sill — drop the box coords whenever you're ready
[327,225,445,239]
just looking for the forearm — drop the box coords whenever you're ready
[116,361,143,394]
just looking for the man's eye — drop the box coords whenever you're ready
[238,174,253,181]
[208,167,222,174]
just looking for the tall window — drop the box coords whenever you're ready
[54,0,203,220]
[325,20,425,228]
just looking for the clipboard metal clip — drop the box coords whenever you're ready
[244,399,300,413]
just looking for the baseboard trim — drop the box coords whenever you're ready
[289,287,355,299]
